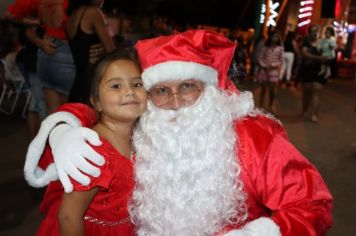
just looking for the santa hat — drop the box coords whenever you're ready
[135,30,237,91]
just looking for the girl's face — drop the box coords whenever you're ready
[309,26,319,40]
[271,33,280,44]
[325,29,332,38]
[95,59,148,122]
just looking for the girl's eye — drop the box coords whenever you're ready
[133,82,143,88]
[110,83,121,89]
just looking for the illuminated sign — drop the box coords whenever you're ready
[298,0,314,27]
[260,0,280,27]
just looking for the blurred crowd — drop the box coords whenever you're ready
[0,0,348,142]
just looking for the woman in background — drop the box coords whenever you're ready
[300,24,330,123]
[66,0,115,103]
[6,0,76,114]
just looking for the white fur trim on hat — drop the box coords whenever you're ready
[24,111,82,188]
[142,61,218,90]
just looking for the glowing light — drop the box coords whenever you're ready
[301,0,314,6]
[299,6,312,13]
[260,0,280,27]
[298,19,311,27]
[298,12,312,18]
[298,0,314,28]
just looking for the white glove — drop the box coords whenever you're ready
[223,229,254,236]
[223,217,281,236]
[49,123,105,193]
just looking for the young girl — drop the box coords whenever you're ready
[318,26,336,79]
[258,31,284,113]
[36,50,147,235]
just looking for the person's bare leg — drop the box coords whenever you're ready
[310,82,323,122]
[26,111,41,140]
[269,82,278,113]
[43,88,68,114]
[259,81,267,109]
[302,83,312,118]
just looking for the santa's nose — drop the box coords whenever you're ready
[168,93,183,110]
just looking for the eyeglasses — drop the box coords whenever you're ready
[149,80,203,107]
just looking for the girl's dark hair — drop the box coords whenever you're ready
[90,48,140,106]
[67,0,93,16]
[325,26,335,36]
[265,30,281,47]
[308,24,319,34]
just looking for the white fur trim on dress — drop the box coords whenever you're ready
[24,111,82,188]
[241,217,281,236]
[142,61,218,90]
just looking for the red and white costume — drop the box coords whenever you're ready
[24,30,333,235]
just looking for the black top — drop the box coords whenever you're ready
[300,37,324,84]
[284,39,294,53]
[68,8,100,103]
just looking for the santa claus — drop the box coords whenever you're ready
[24,30,333,235]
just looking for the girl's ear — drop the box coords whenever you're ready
[90,96,102,112]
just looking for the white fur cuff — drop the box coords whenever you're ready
[24,111,82,188]
[244,217,281,236]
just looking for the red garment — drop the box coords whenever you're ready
[46,103,333,236]
[7,0,69,40]
[37,137,136,235]
[233,116,333,235]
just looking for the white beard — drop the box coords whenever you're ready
[130,86,254,236]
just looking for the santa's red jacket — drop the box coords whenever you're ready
[31,103,333,236]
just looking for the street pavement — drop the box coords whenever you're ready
[0,78,355,236]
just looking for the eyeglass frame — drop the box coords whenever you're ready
[148,79,205,107]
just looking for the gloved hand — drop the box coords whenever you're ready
[49,124,105,193]
[223,217,281,236]
[223,229,254,236]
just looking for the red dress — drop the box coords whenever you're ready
[37,136,136,236]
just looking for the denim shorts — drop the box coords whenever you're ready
[27,73,47,119]
[37,38,76,95]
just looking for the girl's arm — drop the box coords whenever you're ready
[301,46,328,62]
[258,47,267,68]
[292,40,301,57]
[58,188,99,236]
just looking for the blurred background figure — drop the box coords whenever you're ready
[280,31,298,89]
[5,0,76,114]
[0,19,47,140]
[66,0,116,104]
[257,30,283,113]
[300,24,330,123]
[228,36,248,87]
[318,26,336,80]
[250,35,265,82]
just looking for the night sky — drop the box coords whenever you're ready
[104,0,259,29]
